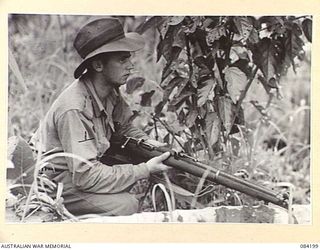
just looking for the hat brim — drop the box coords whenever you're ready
[74,32,145,79]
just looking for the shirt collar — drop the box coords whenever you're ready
[82,76,119,118]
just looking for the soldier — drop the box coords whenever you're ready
[31,18,170,216]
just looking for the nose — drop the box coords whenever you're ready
[126,59,134,71]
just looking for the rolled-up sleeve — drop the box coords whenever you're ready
[56,110,150,194]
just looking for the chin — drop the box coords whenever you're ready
[112,81,125,88]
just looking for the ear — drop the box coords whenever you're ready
[91,59,104,72]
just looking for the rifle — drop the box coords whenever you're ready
[109,136,289,209]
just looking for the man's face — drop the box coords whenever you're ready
[101,51,134,88]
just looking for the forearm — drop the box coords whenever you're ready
[72,160,150,194]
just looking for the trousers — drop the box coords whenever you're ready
[62,188,139,216]
[61,155,140,216]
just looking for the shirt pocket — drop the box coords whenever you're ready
[85,115,111,158]
[78,112,106,159]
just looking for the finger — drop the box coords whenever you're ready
[163,166,171,171]
[154,152,171,162]
[158,164,170,172]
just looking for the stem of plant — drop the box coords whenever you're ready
[153,117,159,141]
[153,115,186,151]
[230,66,259,132]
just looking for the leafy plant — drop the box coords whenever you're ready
[128,15,312,207]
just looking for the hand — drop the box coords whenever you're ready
[145,152,171,174]
[146,139,167,148]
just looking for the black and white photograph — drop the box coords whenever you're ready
[7,14,312,224]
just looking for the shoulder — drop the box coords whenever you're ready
[48,79,93,122]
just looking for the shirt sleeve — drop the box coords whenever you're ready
[56,110,150,194]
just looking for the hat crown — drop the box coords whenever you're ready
[74,18,125,58]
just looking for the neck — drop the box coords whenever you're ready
[89,73,114,100]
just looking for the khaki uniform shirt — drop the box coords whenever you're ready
[31,75,150,194]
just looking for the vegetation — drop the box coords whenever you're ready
[8,15,311,221]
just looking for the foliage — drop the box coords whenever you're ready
[7,15,311,218]
[127,15,312,207]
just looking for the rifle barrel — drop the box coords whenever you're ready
[117,137,288,209]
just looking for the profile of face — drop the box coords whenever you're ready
[93,51,134,88]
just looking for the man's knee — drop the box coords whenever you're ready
[116,193,139,215]
[64,191,139,216]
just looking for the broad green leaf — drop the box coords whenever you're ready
[191,41,204,59]
[126,77,145,94]
[218,96,236,135]
[302,18,312,43]
[172,28,186,48]
[205,112,221,147]
[154,101,165,116]
[178,109,186,124]
[164,133,170,144]
[161,61,174,82]
[224,67,248,104]
[168,16,185,26]
[248,28,259,44]
[275,16,285,26]
[230,137,241,156]
[135,16,167,34]
[185,109,198,128]
[233,17,253,41]
[157,36,172,62]
[202,18,214,28]
[233,17,259,44]
[197,78,217,107]
[175,78,189,97]
[257,75,271,94]
[230,59,252,77]
[155,76,187,114]
[170,90,193,106]
[157,25,181,62]
[7,136,35,196]
[164,77,188,102]
[160,46,183,82]
[158,25,183,81]
[140,90,155,107]
[285,22,305,72]
[182,16,201,34]
[229,46,250,63]
[213,63,223,88]
[258,16,285,33]
[253,38,279,82]
[206,25,226,45]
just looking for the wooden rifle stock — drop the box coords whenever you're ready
[112,136,289,209]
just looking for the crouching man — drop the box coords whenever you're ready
[31,18,169,216]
